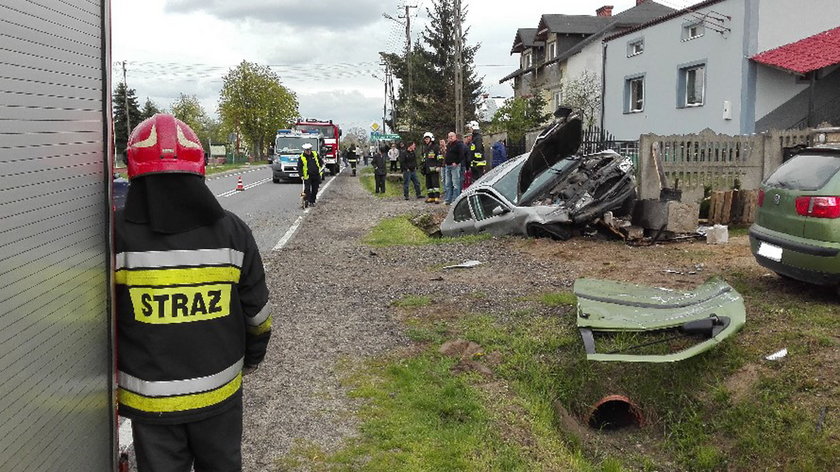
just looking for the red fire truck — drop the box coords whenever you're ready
[293,119,342,175]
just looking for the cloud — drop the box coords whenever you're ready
[164,0,383,30]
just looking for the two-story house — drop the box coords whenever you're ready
[602,0,840,139]
[500,1,674,123]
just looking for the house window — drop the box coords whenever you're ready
[626,77,644,112]
[682,22,705,41]
[553,90,563,109]
[627,39,644,57]
[678,64,706,107]
[523,51,533,68]
[547,42,556,59]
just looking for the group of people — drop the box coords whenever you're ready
[369,121,509,205]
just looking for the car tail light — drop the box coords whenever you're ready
[757,189,765,207]
[795,196,840,218]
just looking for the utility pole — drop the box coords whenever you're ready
[400,5,417,133]
[121,61,131,146]
[380,57,388,135]
[453,0,464,137]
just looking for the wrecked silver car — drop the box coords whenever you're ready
[440,111,637,240]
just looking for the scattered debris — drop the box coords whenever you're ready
[662,264,705,275]
[816,406,828,433]
[574,277,746,362]
[443,260,483,270]
[765,348,788,361]
[705,224,730,244]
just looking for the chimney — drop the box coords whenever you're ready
[596,5,614,17]
[636,0,646,5]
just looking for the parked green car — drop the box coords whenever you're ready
[749,129,840,292]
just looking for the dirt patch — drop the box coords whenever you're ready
[724,364,763,404]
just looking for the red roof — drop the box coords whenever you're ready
[751,26,840,75]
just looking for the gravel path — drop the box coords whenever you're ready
[241,171,567,470]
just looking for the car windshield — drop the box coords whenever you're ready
[490,158,526,203]
[519,158,578,204]
[765,152,840,191]
[275,137,319,154]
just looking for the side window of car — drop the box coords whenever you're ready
[453,198,473,222]
[474,193,506,221]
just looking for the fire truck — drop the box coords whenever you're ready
[292,119,342,175]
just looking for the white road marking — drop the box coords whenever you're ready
[215,177,272,198]
[271,173,340,251]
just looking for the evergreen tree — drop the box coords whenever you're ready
[140,98,161,120]
[112,82,142,162]
[384,0,483,141]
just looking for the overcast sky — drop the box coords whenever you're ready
[112,0,693,132]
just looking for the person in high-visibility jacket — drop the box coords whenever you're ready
[299,143,324,207]
[116,114,271,472]
[466,120,487,181]
[420,132,441,203]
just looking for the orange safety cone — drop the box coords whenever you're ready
[235,176,244,191]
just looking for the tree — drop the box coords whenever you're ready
[562,70,601,128]
[489,91,551,144]
[140,98,161,120]
[171,94,213,152]
[383,0,483,141]
[113,82,142,162]
[218,61,298,159]
[341,126,369,150]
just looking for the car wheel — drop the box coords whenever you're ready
[272,177,279,183]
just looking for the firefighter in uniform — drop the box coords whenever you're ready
[300,143,324,207]
[420,132,441,203]
[116,114,271,472]
[347,144,359,176]
[467,120,487,181]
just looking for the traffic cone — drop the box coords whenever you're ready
[235,176,244,191]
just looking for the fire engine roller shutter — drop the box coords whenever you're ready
[0,1,115,471]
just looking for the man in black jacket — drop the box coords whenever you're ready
[373,144,388,193]
[400,142,423,200]
[116,114,271,472]
[443,132,466,204]
[466,121,486,181]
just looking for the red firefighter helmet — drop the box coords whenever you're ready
[126,113,205,179]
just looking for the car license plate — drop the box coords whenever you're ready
[757,242,783,262]
[289,173,299,177]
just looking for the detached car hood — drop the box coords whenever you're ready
[517,112,583,200]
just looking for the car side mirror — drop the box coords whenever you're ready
[492,205,508,216]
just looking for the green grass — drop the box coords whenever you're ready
[359,166,429,199]
[278,267,838,471]
[393,295,432,308]
[205,161,256,175]
[364,215,491,247]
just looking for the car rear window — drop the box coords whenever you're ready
[764,153,840,191]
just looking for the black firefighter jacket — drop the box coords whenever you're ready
[114,210,271,424]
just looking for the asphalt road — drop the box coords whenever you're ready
[205,164,339,253]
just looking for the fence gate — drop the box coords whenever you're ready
[0,1,115,471]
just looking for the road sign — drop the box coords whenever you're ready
[371,132,401,140]
[371,122,380,131]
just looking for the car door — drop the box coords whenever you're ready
[445,196,479,235]
[472,190,518,235]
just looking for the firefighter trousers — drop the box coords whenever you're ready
[132,398,243,472]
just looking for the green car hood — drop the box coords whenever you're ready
[574,277,746,363]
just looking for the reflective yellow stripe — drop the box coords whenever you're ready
[115,266,241,286]
[247,316,272,335]
[119,373,242,413]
